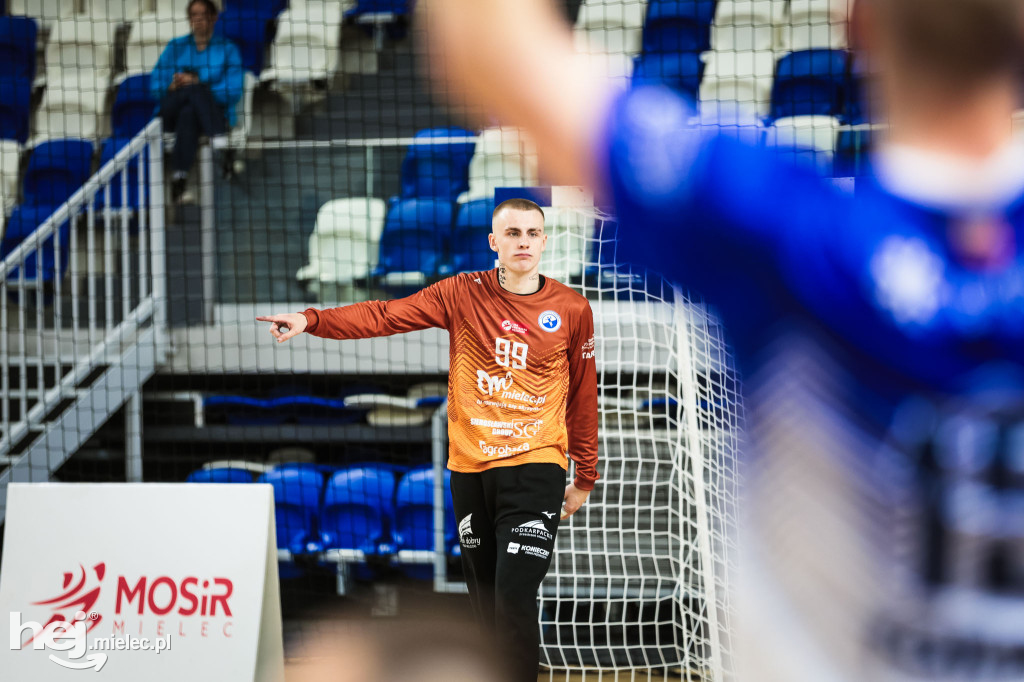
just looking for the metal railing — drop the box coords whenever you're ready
[0,118,169,521]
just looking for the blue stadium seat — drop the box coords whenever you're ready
[273,394,364,425]
[642,0,717,54]
[258,464,325,556]
[223,0,287,20]
[769,49,849,122]
[94,137,149,212]
[833,127,873,178]
[1,204,71,284]
[319,464,397,555]
[347,0,411,12]
[632,52,704,98]
[843,58,871,125]
[204,388,369,426]
[394,466,457,578]
[399,127,476,202]
[345,0,413,44]
[187,466,254,483]
[0,76,32,144]
[111,74,156,139]
[451,198,496,273]
[204,394,284,425]
[394,467,434,551]
[372,198,455,284]
[23,139,94,207]
[216,7,274,74]
[0,16,38,81]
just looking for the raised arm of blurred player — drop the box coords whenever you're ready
[423,0,609,189]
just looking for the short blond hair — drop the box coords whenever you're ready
[492,198,545,223]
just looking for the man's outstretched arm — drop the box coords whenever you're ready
[257,281,453,343]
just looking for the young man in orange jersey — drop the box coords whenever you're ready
[258,197,599,681]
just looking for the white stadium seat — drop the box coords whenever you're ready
[698,101,764,145]
[83,0,144,25]
[573,0,646,57]
[212,71,258,151]
[125,12,191,75]
[700,49,776,117]
[711,0,787,52]
[296,197,388,301]
[764,114,840,174]
[459,127,539,203]
[34,69,111,142]
[8,0,75,32]
[46,18,115,72]
[262,2,344,85]
[0,141,21,212]
[785,0,852,51]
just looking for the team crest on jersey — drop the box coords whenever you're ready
[501,319,529,335]
[538,310,562,333]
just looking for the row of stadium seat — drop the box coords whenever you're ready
[298,196,590,294]
[294,119,875,297]
[3,0,410,101]
[204,384,445,427]
[187,462,458,589]
[576,0,851,58]
[0,0,861,148]
[576,0,866,126]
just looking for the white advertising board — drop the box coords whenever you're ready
[0,483,284,681]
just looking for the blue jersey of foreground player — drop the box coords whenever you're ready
[603,87,1024,680]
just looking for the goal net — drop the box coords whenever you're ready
[438,200,744,682]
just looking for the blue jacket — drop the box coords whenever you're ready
[151,33,244,127]
[602,85,1024,677]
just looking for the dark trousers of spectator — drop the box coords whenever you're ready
[450,463,565,682]
[160,84,226,175]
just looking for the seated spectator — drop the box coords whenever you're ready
[150,0,243,203]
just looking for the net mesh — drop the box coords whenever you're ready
[535,208,742,681]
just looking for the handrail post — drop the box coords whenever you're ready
[148,119,169,359]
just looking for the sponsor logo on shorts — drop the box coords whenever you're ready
[520,545,551,559]
[459,514,481,549]
[478,441,531,458]
[513,520,553,541]
[500,319,529,335]
[506,542,520,554]
[538,310,562,333]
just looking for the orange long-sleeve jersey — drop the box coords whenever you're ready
[301,269,599,489]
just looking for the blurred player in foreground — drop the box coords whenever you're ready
[425,0,1024,679]
[258,198,598,682]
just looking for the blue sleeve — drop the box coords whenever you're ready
[211,40,244,107]
[600,86,856,312]
[150,40,177,101]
